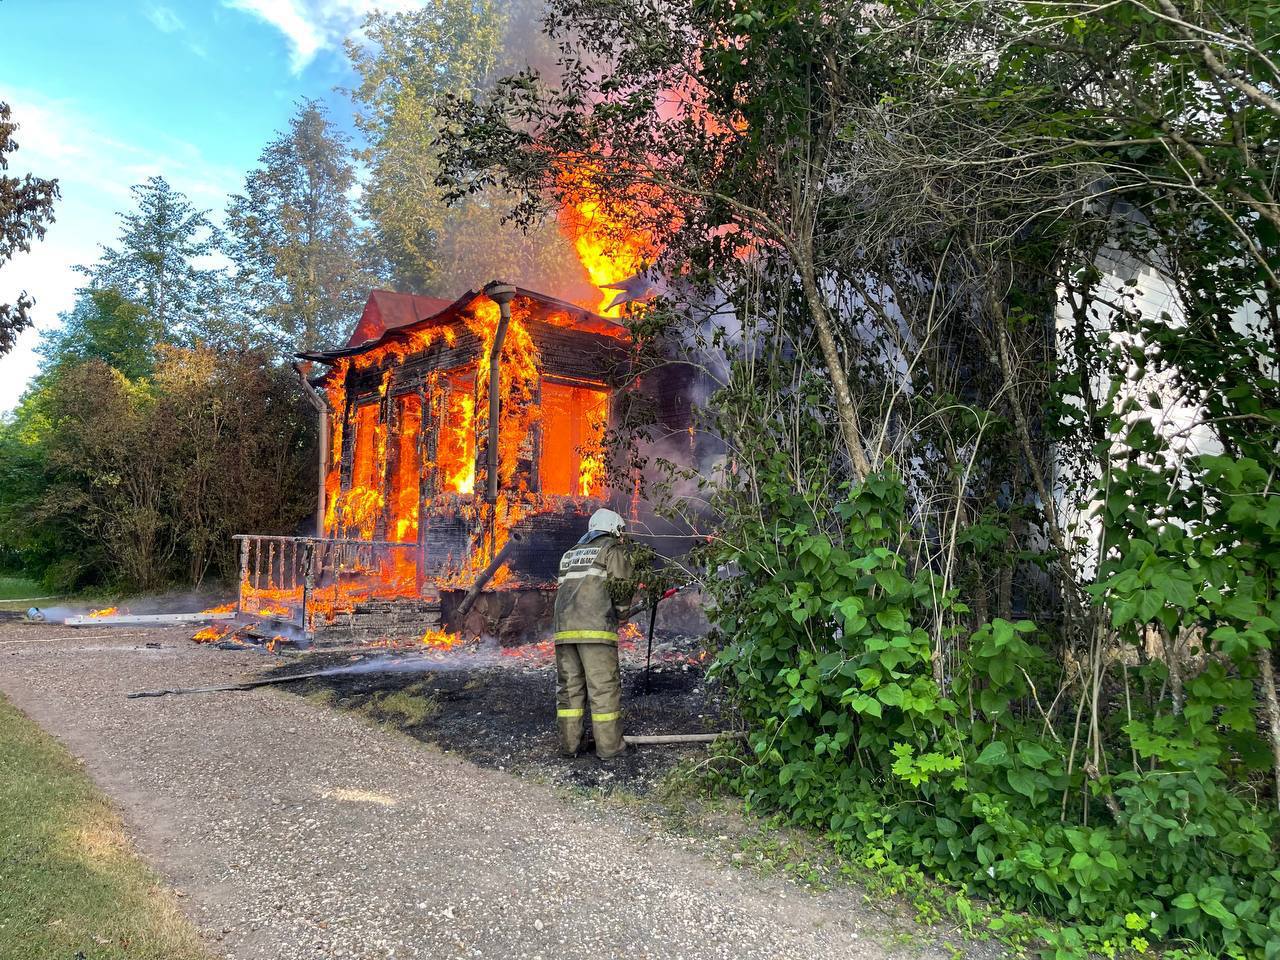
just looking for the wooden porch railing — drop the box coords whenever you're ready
[232,534,425,639]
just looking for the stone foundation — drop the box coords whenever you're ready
[310,598,443,646]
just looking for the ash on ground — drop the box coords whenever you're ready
[270,631,732,795]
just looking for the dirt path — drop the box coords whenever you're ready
[0,621,978,960]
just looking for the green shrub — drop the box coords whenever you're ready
[708,467,1280,959]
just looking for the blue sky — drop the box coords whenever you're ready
[0,0,425,412]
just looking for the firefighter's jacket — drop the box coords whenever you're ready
[553,532,634,644]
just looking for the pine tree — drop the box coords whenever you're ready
[39,288,161,381]
[225,99,369,352]
[84,176,226,345]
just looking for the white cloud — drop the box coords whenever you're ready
[222,0,426,74]
[146,5,185,33]
[0,87,240,413]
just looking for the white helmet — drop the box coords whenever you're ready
[588,508,626,536]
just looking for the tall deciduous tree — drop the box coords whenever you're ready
[349,1,505,292]
[349,1,585,299]
[0,101,59,355]
[442,5,1280,957]
[225,99,369,352]
[84,176,225,345]
[38,288,161,381]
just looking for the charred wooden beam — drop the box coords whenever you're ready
[454,531,524,620]
[292,362,330,537]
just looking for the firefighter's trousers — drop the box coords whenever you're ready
[555,641,624,758]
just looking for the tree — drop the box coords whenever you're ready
[84,176,226,345]
[349,1,585,298]
[349,1,502,292]
[0,346,316,591]
[442,0,887,476]
[0,101,59,355]
[442,3,1280,957]
[225,99,370,352]
[38,288,161,380]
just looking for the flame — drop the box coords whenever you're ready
[189,619,288,653]
[540,382,608,497]
[304,288,622,623]
[200,602,235,614]
[88,606,121,618]
[619,622,643,642]
[437,378,476,495]
[500,639,555,662]
[420,627,461,649]
[554,72,753,310]
[322,358,350,534]
[192,623,233,643]
[557,161,657,316]
[337,401,387,538]
[391,393,423,542]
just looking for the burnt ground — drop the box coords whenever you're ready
[270,631,730,794]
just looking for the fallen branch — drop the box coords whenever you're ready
[454,533,524,620]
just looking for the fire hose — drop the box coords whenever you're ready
[624,579,698,694]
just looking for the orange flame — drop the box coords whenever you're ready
[420,627,461,649]
[192,623,233,643]
[88,606,121,618]
[305,286,626,623]
[557,161,657,316]
[437,376,477,495]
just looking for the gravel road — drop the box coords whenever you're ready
[0,621,983,960]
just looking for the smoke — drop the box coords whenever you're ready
[428,0,601,306]
[29,587,234,625]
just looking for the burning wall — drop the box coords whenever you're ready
[307,286,630,592]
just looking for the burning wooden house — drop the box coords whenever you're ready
[235,280,641,645]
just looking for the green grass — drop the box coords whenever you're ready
[304,682,440,729]
[0,576,46,603]
[368,685,440,726]
[0,693,211,960]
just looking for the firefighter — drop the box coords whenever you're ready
[553,507,635,760]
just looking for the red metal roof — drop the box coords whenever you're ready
[345,290,453,348]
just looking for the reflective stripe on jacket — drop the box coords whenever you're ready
[552,534,634,644]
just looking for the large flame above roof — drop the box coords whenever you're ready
[556,160,659,317]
